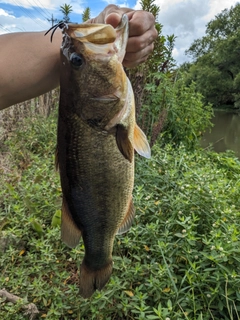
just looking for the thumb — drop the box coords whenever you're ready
[105,13,122,28]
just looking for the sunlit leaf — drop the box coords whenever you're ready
[51,209,61,227]
[124,290,134,297]
[31,220,44,235]
[162,287,171,293]
[19,249,25,256]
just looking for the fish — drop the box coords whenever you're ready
[53,15,151,298]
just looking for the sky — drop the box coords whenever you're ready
[0,0,239,64]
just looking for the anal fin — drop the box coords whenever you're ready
[133,125,151,159]
[117,198,135,235]
[61,196,81,248]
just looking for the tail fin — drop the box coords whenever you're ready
[79,259,113,299]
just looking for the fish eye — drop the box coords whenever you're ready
[70,52,83,68]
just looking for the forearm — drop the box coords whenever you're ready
[0,29,62,110]
[0,6,157,110]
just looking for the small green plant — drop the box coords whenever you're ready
[142,72,213,149]
[0,111,239,319]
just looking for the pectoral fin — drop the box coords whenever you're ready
[133,125,151,159]
[117,198,135,235]
[61,196,81,248]
[116,124,134,163]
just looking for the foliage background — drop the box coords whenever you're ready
[0,113,240,319]
[183,3,240,109]
[0,1,240,319]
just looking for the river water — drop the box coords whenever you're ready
[201,110,240,158]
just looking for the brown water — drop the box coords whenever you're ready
[201,110,240,158]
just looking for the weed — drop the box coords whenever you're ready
[0,113,239,320]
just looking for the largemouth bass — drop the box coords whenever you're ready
[53,15,150,298]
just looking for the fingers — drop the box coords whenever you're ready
[87,5,131,25]
[126,27,157,53]
[104,13,122,28]
[123,10,158,68]
[104,6,132,27]
[123,42,155,68]
[126,10,155,37]
[88,5,158,68]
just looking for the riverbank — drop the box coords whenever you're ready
[201,109,240,158]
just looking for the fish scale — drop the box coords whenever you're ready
[59,109,134,256]
[53,14,151,298]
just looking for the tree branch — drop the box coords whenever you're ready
[0,289,39,320]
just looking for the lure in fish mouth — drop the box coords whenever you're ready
[46,15,151,299]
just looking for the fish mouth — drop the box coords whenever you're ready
[74,15,129,103]
[66,14,129,62]
[114,14,129,62]
[62,17,128,103]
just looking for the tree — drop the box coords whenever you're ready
[126,0,178,145]
[185,4,240,108]
[60,4,73,23]
[82,7,90,22]
[140,0,176,74]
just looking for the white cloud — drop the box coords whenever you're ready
[134,0,239,64]
[0,0,86,34]
[0,0,66,10]
[0,12,49,34]
[0,0,85,14]
[0,8,13,16]
[205,0,239,21]
[102,0,118,4]
[118,1,130,7]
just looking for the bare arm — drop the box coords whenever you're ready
[0,5,157,110]
[0,29,62,110]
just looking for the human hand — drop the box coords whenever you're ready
[87,5,158,68]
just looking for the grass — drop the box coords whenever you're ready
[0,111,240,319]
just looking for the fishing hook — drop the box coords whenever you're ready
[44,21,66,42]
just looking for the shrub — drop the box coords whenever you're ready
[0,112,239,319]
[142,72,213,149]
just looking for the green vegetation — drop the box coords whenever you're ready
[59,4,73,23]
[0,111,240,319]
[184,3,240,109]
[127,0,176,146]
[141,72,213,149]
[1,1,239,318]
[82,7,91,22]
[127,0,213,149]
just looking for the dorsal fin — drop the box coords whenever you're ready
[133,125,151,159]
[117,198,135,235]
[61,196,82,248]
[116,124,134,163]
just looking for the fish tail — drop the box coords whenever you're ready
[79,259,113,299]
